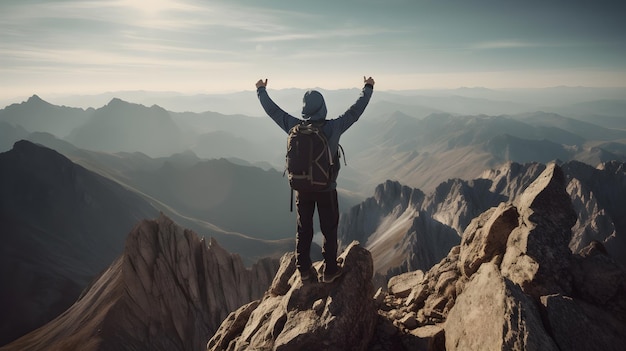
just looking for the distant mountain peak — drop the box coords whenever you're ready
[106,97,126,106]
[24,94,49,106]
[27,94,43,102]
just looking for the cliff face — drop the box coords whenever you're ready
[1,215,280,351]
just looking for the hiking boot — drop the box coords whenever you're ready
[300,266,318,283]
[322,266,343,283]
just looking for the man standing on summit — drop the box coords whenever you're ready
[256,76,374,283]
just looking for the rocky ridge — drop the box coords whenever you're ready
[1,215,280,351]
[340,160,626,278]
[207,163,626,350]
[377,163,626,350]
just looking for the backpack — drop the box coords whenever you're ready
[285,121,334,192]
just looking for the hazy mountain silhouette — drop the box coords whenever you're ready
[340,111,626,194]
[3,94,625,198]
[126,157,295,240]
[511,111,626,141]
[0,121,28,151]
[38,86,626,115]
[6,133,357,241]
[546,99,626,129]
[67,98,184,157]
[171,110,288,166]
[0,95,88,138]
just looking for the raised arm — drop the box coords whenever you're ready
[256,79,300,134]
[333,76,375,134]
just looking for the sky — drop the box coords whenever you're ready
[1,0,625,101]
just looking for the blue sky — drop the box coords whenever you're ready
[1,0,625,100]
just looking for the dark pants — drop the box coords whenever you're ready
[295,189,339,275]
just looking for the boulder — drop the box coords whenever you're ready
[445,263,558,351]
[388,270,424,298]
[459,203,518,277]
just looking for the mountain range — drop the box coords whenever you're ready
[3,163,624,350]
[0,87,625,348]
[2,93,625,196]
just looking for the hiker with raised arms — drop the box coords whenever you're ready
[255,76,375,283]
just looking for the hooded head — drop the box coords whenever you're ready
[301,90,327,121]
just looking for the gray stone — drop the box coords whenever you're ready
[445,262,558,351]
[459,203,518,277]
[388,270,424,298]
[501,163,577,298]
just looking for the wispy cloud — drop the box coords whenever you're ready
[470,40,544,50]
[245,26,400,43]
[1,0,624,97]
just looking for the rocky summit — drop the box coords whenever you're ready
[206,163,625,351]
[207,241,378,351]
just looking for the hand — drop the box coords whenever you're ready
[363,76,375,86]
[256,79,268,89]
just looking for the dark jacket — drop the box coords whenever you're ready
[257,84,373,189]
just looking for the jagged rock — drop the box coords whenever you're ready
[388,270,424,298]
[207,241,377,351]
[1,215,279,351]
[378,163,626,350]
[567,178,617,253]
[341,160,626,287]
[501,163,578,298]
[459,202,518,277]
[445,262,559,351]
[339,180,461,278]
[563,160,626,267]
[409,246,462,323]
[268,252,297,296]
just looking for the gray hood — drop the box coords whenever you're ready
[301,90,327,121]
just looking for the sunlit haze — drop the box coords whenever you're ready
[1,0,625,102]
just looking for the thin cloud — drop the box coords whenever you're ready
[245,26,401,43]
[471,40,545,50]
